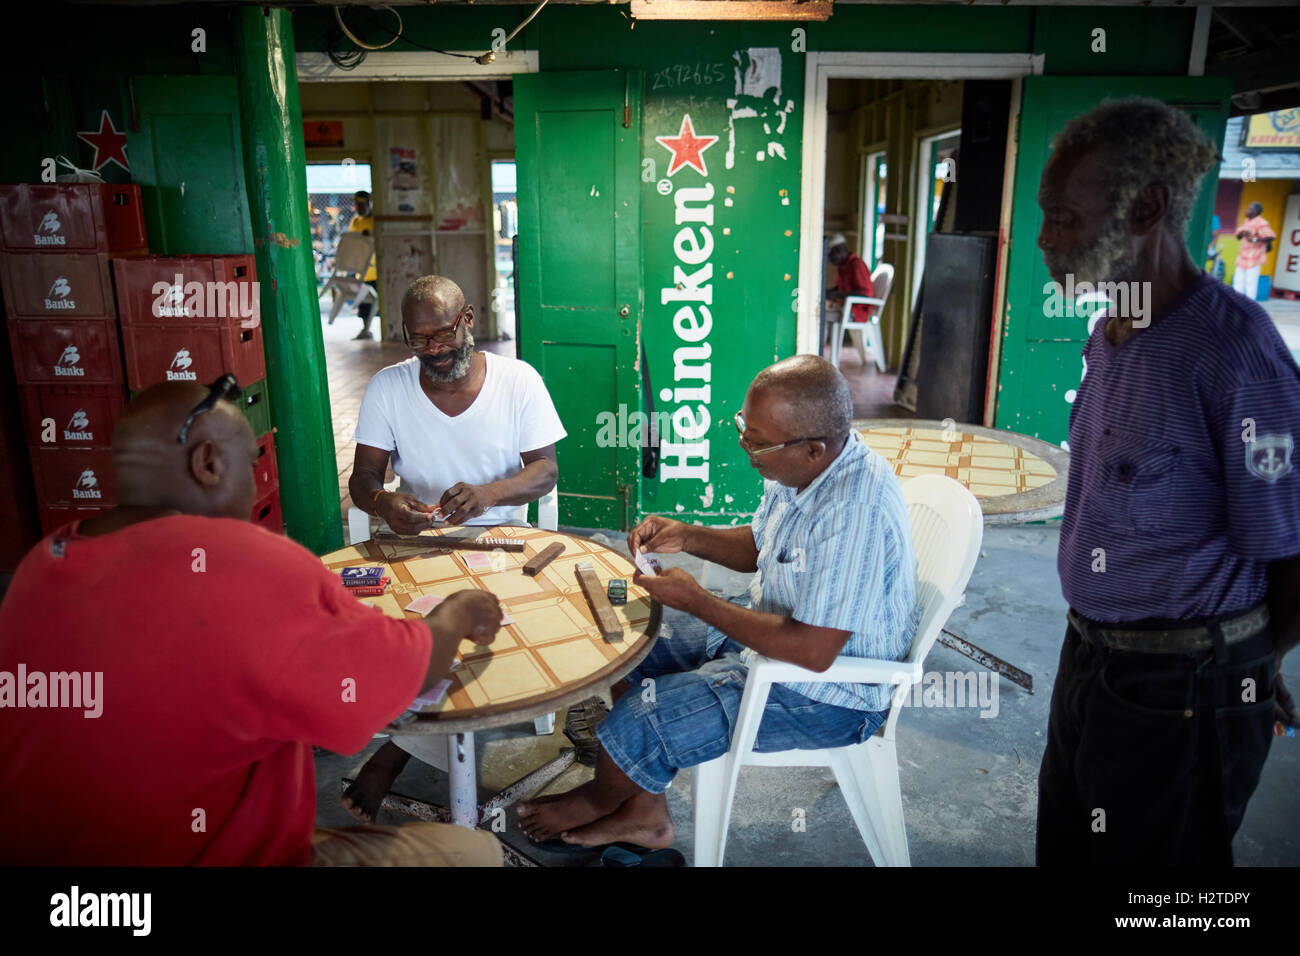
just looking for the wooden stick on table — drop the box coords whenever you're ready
[522,541,565,576]
[575,563,622,642]
[373,532,526,552]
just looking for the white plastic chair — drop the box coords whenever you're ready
[829,262,893,372]
[691,474,984,867]
[321,232,377,326]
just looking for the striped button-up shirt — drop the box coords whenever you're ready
[748,431,919,712]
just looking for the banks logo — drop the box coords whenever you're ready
[44,276,76,310]
[54,345,84,377]
[34,210,66,246]
[150,275,260,327]
[154,282,188,317]
[73,468,102,500]
[166,348,197,381]
[64,409,92,441]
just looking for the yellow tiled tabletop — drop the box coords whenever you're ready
[860,425,1057,498]
[321,527,661,734]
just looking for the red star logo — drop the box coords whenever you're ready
[77,110,130,173]
[655,114,718,178]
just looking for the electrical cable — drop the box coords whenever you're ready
[333,4,403,51]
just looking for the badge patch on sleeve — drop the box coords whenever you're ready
[1247,434,1294,482]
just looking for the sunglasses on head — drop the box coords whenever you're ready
[177,374,242,445]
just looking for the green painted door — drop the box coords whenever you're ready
[995,76,1230,446]
[126,76,254,255]
[515,71,642,530]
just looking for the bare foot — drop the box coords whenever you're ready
[561,791,675,849]
[516,782,620,843]
[340,741,410,823]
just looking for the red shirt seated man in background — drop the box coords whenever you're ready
[0,378,503,866]
[826,233,875,323]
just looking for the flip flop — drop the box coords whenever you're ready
[590,843,686,868]
[529,837,601,857]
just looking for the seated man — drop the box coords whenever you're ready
[348,274,565,531]
[342,274,566,822]
[826,233,875,322]
[517,356,919,849]
[0,380,503,866]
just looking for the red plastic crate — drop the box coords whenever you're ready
[0,183,147,255]
[38,504,109,537]
[8,318,124,385]
[19,384,125,448]
[0,252,116,319]
[120,323,265,392]
[29,446,116,509]
[253,431,279,500]
[113,255,260,328]
[250,488,283,534]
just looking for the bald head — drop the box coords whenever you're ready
[749,355,852,444]
[113,381,257,519]
[401,275,466,323]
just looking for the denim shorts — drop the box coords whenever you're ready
[597,602,886,794]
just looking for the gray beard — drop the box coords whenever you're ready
[419,330,476,383]
[1046,213,1136,287]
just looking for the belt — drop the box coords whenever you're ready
[1067,603,1271,655]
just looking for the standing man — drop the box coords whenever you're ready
[1233,201,1276,302]
[348,190,381,340]
[1036,98,1300,865]
[342,274,566,821]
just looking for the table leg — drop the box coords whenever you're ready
[448,731,478,828]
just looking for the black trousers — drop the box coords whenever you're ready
[1036,614,1276,865]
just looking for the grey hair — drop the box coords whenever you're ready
[1052,97,1220,236]
[751,355,852,444]
[401,275,466,319]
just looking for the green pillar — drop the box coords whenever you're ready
[235,7,341,554]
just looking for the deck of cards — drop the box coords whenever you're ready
[634,550,662,576]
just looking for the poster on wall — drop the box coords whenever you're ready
[1272,194,1300,293]
[388,147,422,213]
[1243,110,1300,150]
[303,121,344,148]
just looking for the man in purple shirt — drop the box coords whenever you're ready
[1036,98,1300,865]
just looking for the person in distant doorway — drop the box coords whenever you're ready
[825,234,875,323]
[1233,202,1276,302]
[348,190,381,340]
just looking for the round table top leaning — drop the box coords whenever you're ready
[855,418,1071,524]
[320,527,661,735]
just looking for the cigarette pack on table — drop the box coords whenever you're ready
[340,566,386,587]
[348,578,390,596]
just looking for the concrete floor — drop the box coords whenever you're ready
[314,295,1299,866]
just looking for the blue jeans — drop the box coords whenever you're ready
[596,602,886,794]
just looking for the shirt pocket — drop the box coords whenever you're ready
[1095,426,1182,533]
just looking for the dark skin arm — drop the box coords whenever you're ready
[628,515,759,573]
[439,445,558,524]
[349,443,438,534]
[634,567,851,672]
[416,589,501,692]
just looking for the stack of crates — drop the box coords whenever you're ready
[113,255,282,533]
[0,183,146,534]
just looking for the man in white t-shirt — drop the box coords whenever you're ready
[342,274,567,822]
[348,274,566,531]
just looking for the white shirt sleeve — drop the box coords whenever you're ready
[516,361,568,452]
[352,371,397,452]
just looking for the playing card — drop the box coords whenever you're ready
[461,552,495,570]
[405,593,513,626]
[634,550,662,576]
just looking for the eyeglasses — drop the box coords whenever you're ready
[177,374,242,445]
[734,411,824,457]
[404,307,469,351]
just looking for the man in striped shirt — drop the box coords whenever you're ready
[517,356,918,851]
[1036,98,1300,865]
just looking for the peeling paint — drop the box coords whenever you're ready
[700,484,715,508]
[267,230,299,248]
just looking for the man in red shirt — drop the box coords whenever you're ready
[826,234,875,324]
[0,379,503,866]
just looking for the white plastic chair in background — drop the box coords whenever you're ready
[829,262,893,372]
[321,232,378,326]
[691,474,984,867]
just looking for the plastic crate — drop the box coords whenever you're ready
[38,504,109,536]
[29,445,116,509]
[239,377,271,437]
[8,318,124,385]
[253,431,279,500]
[120,322,265,392]
[250,488,283,534]
[19,384,126,448]
[0,252,116,320]
[112,254,260,328]
[0,183,147,255]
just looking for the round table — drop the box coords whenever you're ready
[854,418,1071,524]
[320,526,661,830]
